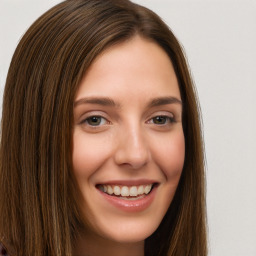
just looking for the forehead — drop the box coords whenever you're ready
[75,35,181,103]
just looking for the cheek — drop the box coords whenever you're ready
[153,130,185,179]
[72,131,112,177]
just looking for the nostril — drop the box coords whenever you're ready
[114,148,150,169]
[113,128,150,168]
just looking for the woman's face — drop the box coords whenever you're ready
[72,36,185,243]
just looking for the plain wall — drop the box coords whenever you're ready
[1,0,256,255]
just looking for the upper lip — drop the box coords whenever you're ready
[96,179,159,186]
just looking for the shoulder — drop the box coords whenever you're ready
[0,242,8,256]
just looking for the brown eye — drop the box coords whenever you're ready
[152,116,168,124]
[149,115,176,126]
[84,116,107,126]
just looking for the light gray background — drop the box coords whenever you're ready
[1,0,256,255]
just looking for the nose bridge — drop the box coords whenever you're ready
[114,121,150,169]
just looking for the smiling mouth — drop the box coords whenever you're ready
[96,184,156,200]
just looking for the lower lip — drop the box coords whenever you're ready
[97,186,157,212]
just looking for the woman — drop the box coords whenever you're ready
[0,0,207,255]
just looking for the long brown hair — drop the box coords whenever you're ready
[0,0,207,255]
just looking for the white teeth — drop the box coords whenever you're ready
[138,185,144,195]
[113,186,121,195]
[144,184,152,194]
[107,185,113,195]
[100,184,153,197]
[121,186,129,196]
[130,186,138,196]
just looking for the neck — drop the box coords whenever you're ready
[73,230,144,256]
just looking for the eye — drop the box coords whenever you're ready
[82,116,108,126]
[152,116,168,125]
[148,115,175,125]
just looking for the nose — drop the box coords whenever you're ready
[114,124,150,169]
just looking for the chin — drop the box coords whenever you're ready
[86,212,163,244]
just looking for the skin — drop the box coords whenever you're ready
[72,35,185,256]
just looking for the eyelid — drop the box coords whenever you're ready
[78,111,112,130]
[78,110,108,122]
[146,111,175,120]
[81,116,108,126]
[146,112,176,126]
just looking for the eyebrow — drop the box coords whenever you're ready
[74,96,182,108]
[147,96,182,108]
[74,97,120,108]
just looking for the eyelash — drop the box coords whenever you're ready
[80,114,175,128]
[80,116,109,127]
[147,115,176,125]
